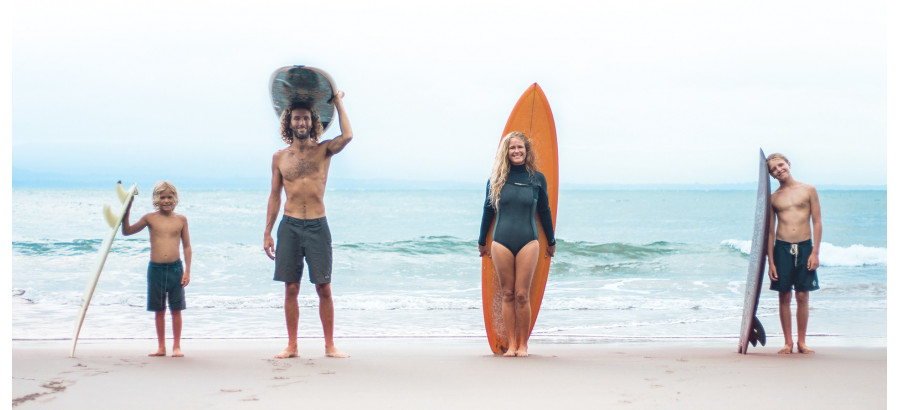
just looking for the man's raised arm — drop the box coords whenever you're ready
[326,90,353,155]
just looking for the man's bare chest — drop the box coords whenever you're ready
[281,151,327,180]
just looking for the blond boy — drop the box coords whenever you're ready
[123,181,192,357]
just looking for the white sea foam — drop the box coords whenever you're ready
[721,240,886,267]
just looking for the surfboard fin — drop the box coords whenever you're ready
[749,316,766,347]
[103,204,117,228]
[116,181,129,203]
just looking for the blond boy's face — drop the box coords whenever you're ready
[157,190,177,212]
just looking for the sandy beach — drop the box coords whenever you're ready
[11,338,886,409]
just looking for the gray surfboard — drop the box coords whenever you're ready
[738,149,771,354]
[269,66,337,133]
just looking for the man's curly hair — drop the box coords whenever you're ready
[280,101,323,144]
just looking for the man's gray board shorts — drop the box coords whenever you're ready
[274,216,332,284]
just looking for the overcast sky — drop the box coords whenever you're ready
[10,0,887,188]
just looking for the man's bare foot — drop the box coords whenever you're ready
[148,348,166,357]
[777,343,793,354]
[172,347,184,357]
[325,346,349,358]
[274,347,299,359]
[797,343,815,354]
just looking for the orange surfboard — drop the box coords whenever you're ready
[481,83,559,354]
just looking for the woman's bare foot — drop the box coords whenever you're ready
[325,346,349,358]
[274,347,299,359]
[172,347,184,357]
[148,348,166,357]
[797,343,815,354]
[503,344,518,357]
[777,343,793,354]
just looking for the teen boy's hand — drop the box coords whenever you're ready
[182,272,190,287]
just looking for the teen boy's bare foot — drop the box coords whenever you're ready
[325,346,349,358]
[797,343,815,354]
[148,348,166,357]
[275,347,299,359]
[777,343,793,354]
[172,347,184,357]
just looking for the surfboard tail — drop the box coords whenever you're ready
[749,316,766,347]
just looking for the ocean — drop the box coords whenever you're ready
[11,188,887,348]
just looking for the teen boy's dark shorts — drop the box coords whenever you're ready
[274,216,332,284]
[147,260,186,312]
[770,239,819,293]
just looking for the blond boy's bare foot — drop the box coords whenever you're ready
[274,347,299,359]
[325,346,349,358]
[797,343,815,354]
[777,343,793,354]
[148,348,166,357]
[172,347,184,357]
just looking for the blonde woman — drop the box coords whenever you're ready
[478,131,556,357]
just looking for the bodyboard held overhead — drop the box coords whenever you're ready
[481,83,559,354]
[738,149,771,354]
[71,181,138,357]
[269,65,337,132]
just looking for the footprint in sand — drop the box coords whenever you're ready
[12,379,72,407]
[265,358,291,371]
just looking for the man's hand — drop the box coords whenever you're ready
[264,235,276,260]
[329,90,345,104]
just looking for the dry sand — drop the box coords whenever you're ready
[12,338,886,409]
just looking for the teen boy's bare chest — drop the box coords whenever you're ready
[772,188,810,215]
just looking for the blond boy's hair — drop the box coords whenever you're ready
[152,181,179,210]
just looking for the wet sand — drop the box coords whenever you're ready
[11,338,887,409]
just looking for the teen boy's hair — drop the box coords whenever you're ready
[152,181,179,210]
[765,153,789,165]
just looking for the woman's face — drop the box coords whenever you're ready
[507,137,526,166]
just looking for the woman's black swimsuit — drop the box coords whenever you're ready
[478,164,555,255]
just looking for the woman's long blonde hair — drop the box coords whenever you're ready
[488,131,537,210]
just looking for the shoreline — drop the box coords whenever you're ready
[12,338,886,409]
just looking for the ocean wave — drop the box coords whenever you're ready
[721,240,886,267]
[13,239,104,256]
[560,241,678,258]
[11,288,482,311]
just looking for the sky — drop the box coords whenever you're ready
[9,0,889,188]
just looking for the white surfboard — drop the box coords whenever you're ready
[70,181,138,357]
